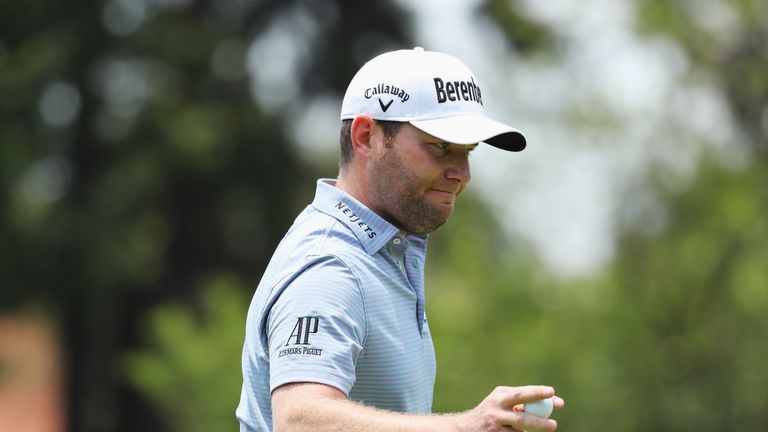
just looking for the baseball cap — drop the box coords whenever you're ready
[340,47,526,152]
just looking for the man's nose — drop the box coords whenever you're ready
[445,149,471,185]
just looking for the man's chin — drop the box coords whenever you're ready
[409,211,452,234]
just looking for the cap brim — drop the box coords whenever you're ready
[410,115,526,152]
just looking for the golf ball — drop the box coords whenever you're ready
[524,397,554,418]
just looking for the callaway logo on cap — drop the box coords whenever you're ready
[340,47,526,152]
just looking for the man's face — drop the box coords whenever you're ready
[368,123,475,234]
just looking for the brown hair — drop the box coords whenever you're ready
[339,119,403,168]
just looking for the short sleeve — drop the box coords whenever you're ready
[266,255,366,395]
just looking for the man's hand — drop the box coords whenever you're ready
[453,385,565,432]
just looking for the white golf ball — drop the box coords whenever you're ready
[524,397,554,418]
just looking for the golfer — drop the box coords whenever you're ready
[237,47,564,431]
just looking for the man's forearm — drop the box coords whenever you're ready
[272,384,460,432]
[272,382,562,432]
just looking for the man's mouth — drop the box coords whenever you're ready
[427,188,458,204]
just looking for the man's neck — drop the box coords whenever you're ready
[335,173,409,237]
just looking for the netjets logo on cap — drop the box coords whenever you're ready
[364,83,411,113]
[433,77,483,106]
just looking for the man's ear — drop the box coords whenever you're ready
[350,114,378,159]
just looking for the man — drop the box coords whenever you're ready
[237,47,564,431]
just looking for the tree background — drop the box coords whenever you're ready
[0,0,766,431]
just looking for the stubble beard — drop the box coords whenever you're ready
[370,147,453,234]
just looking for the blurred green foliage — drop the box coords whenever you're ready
[638,0,768,150]
[2,0,767,431]
[605,159,768,431]
[480,0,555,55]
[427,158,768,431]
[0,0,410,431]
[425,1,768,431]
[124,274,247,432]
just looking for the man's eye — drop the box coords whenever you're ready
[431,142,449,152]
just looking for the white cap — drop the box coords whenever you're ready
[340,47,526,152]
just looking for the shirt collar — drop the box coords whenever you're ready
[311,179,400,255]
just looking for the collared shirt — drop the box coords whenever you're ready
[237,179,436,432]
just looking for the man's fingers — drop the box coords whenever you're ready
[498,410,558,432]
[481,385,563,430]
[553,396,565,409]
[494,385,556,407]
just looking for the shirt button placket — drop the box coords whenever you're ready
[388,236,407,267]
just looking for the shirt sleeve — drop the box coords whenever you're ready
[266,255,366,395]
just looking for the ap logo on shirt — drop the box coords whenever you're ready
[278,316,323,357]
[285,316,319,346]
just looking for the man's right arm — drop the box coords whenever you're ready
[272,382,563,432]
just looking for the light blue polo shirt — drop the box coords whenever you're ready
[237,179,436,432]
